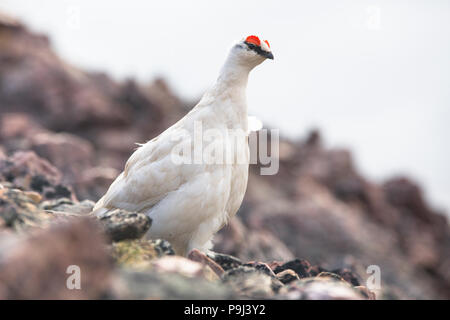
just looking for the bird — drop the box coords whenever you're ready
[93,35,274,255]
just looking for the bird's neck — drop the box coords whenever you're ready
[197,54,253,129]
[212,56,252,98]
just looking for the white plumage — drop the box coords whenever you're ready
[93,36,273,255]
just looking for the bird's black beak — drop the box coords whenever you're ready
[262,51,274,60]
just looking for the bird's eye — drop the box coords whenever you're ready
[244,41,260,53]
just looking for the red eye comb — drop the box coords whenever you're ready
[245,35,261,46]
[264,40,270,48]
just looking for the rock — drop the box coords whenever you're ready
[0,113,47,146]
[309,265,327,276]
[332,268,361,286]
[243,261,276,277]
[0,151,61,187]
[0,187,55,231]
[39,198,73,210]
[152,256,220,282]
[279,277,367,300]
[23,191,42,204]
[0,151,75,201]
[317,271,344,282]
[111,239,174,269]
[383,177,439,224]
[77,166,118,201]
[32,177,73,200]
[150,238,176,257]
[112,269,232,299]
[273,259,312,278]
[28,132,95,188]
[207,251,243,271]
[276,269,300,284]
[222,266,283,298]
[97,209,151,242]
[0,217,112,299]
[40,198,95,215]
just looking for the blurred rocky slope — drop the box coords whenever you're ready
[0,14,448,299]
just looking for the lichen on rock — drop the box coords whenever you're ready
[111,238,174,269]
[97,209,152,242]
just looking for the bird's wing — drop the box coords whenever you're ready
[94,122,192,213]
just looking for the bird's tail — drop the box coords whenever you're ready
[91,196,110,217]
[91,207,109,217]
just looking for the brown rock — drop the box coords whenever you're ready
[23,191,42,204]
[243,261,276,277]
[222,266,282,298]
[110,239,174,269]
[0,151,75,201]
[0,113,47,143]
[0,187,54,231]
[276,269,300,284]
[40,198,95,215]
[332,268,361,286]
[0,151,61,187]
[151,256,219,282]
[317,271,344,282]
[280,277,366,300]
[28,132,94,187]
[207,251,243,271]
[383,177,438,224]
[97,209,152,242]
[0,217,112,299]
[77,166,118,201]
[273,259,312,278]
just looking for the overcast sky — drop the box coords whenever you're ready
[1,0,449,214]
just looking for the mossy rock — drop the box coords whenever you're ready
[110,239,174,269]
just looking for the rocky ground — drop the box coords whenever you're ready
[0,180,374,299]
[0,13,449,299]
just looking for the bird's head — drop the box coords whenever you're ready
[229,35,274,68]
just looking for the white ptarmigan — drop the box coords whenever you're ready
[93,35,273,255]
